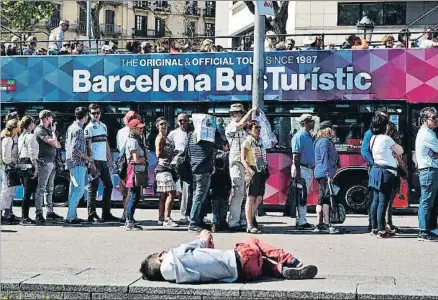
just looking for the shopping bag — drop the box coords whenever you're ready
[328,182,346,224]
[192,114,216,143]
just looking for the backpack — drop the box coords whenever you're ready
[116,138,128,180]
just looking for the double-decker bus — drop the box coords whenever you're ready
[1,49,437,212]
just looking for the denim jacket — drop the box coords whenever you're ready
[314,137,338,179]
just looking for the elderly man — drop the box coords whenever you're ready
[226,104,257,231]
[168,113,192,224]
[48,19,69,55]
[291,114,316,230]
[415,107,438,242]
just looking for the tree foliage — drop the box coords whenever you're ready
[77,1,106,39]
[244,1,289,37]
[0,0,58,31]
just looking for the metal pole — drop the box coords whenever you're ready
[252,7,265,110]
[86,0,92,49]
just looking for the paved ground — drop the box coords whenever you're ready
[1,208,438,299]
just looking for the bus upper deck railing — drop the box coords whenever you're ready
[1,29,437,55]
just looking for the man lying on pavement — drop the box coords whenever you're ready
[140,230,318,283]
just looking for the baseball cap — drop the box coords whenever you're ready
[128,119,145,129]
[298,114,315,123]
[123,111,141,126]
[319,121,333,130]
[39,110,54,119]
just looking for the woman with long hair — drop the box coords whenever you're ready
[369,115,403,238]
[313,121,340,234]
[241,120,268,234]
[0,119,21,224]
[154,117,179,228]
[17,116,39,225]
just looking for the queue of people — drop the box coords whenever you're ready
[1,105,437,241]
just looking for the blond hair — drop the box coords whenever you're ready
[316,128,333,139]
[1,119,20,138]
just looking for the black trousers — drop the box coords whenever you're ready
[87,160,113,217]
[20,171,37,218]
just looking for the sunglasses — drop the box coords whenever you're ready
[428,115,438,121]
[90,111,101,116]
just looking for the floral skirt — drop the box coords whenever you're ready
[155,172,177,193]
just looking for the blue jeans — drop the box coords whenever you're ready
[190,174,211,226]
[418,168,438,232]
[126,187,141,221]
[212,196,228,225]
[67,166,86,221]
[370,171,395,231]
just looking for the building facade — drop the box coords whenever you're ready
[215,1,438,48]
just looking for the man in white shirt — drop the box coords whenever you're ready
[226,104,257,231]
[48,19,69,55]
[140,230,317,284]
[168,113,192,224]
[415,107,438,241]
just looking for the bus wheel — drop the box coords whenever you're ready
[344,185,368,213]
[53,178,69,207]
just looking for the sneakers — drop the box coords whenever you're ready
[313,224,325,233]
[327,225,340,234]
[35,214,46,224]
[297,223,315,230]
[370,230,378,236]
[102,214,119,222]
[282,265,318,280]
[65,218,83,225]
[46,212,64,221]
[20,217,35,225]
[163,219,179,228]
[178,216,190,225]
[377,230,393,239]
[125,221,143,231]
[418,232,438,242]
[88,213,103,223]
[188,224,203,232]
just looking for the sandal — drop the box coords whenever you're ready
[246,227,262,234]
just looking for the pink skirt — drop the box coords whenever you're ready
[125,163,135,188]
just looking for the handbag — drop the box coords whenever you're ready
[328,181,346,224]
[5,165,20,187]
[133,164,148,187]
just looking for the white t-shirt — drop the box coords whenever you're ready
[371,135,397,173]
[419,39,434,48]
[168,128,187,152]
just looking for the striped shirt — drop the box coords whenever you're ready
[66,121,87,169]
[84,120,108,161]
[187,133,214,175]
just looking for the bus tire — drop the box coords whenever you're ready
[344,184,368,213]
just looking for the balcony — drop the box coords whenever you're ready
[100,24,122,35]
[77,20,87,33]
[133,1,150,10]
[186,7,199,17]
[204,8,216,18]
[153,1,170,13]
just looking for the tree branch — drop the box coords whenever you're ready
[279,1,289,16]
[244,1,255,15]
[273,1,280,14]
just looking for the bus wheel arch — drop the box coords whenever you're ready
[334,167,369,213]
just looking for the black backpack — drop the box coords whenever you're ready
[116,154,127,180]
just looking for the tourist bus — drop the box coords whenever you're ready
[2,49,437,212]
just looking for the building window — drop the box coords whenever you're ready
[134,1,149,9]
[155,18,165,37]
[186,1,198,15]
[205,23,215,36]
[186,21,196,37]
[205,1,215,18]
[104,10,115,33]
[49,4,61,28]
[155,1,168,9]
[135,15,147,36]
[337,2,406,26]
[78,5,87,32]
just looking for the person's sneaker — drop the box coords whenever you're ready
[313,224,325,233]
[125,221,143,231]
[9,214,20,223]
[20,217,35,225]
[88,213,103,223]
[297,223,315,230]
[387,224,401,233]
[418,232,437,242]
[282,265,318,280]
[35,214,46,224]
[102,214,119,222]
[157,219,164,226]
[377,230,393,239]
[178,217,190,225]
[119,217,126,224]
[65,218,82,225]
[370,230,378,236]
[163,219,179,228]
[188,224,203,232]
[328,225,340,234]
[203,217,211,224]
[430,229,438,237]
[46,212,64,221]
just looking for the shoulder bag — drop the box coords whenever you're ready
[3,137,20,187]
